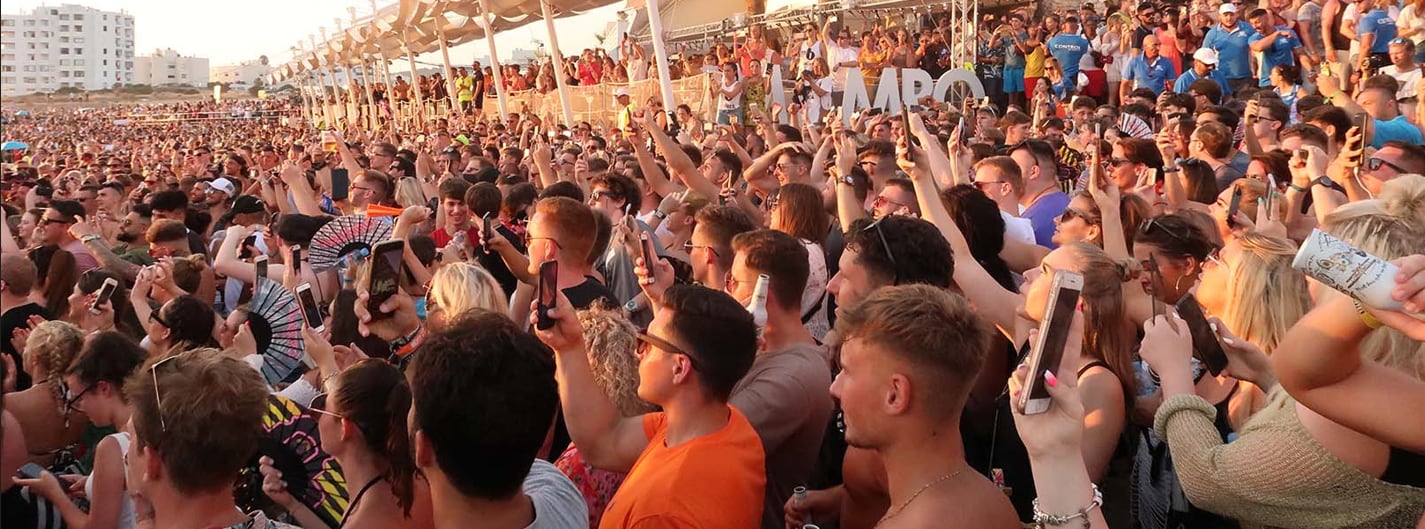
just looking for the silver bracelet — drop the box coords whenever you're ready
[1031,483,1102,528]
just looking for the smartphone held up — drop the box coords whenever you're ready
[1019,271,1084,415]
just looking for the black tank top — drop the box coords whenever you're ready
[1382,447,1425,487]
[1329,1,1352,52]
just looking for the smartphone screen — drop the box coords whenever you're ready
[640,231,656,270]
[366,240,405,318]
[330,168,350,201]
[1175,293,1229,376]
[90,278,118,314]
[482,213,494,253]
[1226,186,1243,228]
[297,283,324,331]
[900,103,920,147]
[254,255,268,284]
[1019,271,1084,414]
[290,245,303,276]
[536,260,558,330]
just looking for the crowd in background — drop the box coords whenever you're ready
[2,0,1425,528]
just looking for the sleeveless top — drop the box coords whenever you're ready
[1274,85,1302,123]
[1330,2,1353,51]
[86,433,136,529]
[718,77,742,111]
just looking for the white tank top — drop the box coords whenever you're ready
[718,76,743,111]
[86,432,137,529]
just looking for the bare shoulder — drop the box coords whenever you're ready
[885,474,1022,529]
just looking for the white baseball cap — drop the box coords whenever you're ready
[613,87,631,98]
[1193,47,1219,65]
[1218,3,1237,14]
[209,177,236,197]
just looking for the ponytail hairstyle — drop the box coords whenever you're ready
[68,331,147,400]
[331,359,416,515]
[1060,242,1139,397]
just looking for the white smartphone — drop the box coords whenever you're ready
[89,277,119,315]
[1018,270,1084,415]
[296,282,324,334]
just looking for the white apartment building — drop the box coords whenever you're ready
[134,48,208,87]
[211,61,271,87]
[0,4,135,96]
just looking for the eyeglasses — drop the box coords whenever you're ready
[149,309,171,328]
[523,235,565,250]
[40,216,74,226]
[1140,217,1190,242]
[683,241,720,258]
[308,393,347,420]
[65,383,95,417]
[862,217,900,285]
[148,354,181,432]
[636,328,700,369]
[1058,208,1096,224]
[972,180,1008,191]
[1366,157,1408,173]
[858,160,878,168]
[1204,246,1226,268]
[872,195,911,211]
[589,190,617,202]
[1106,157,1133,167]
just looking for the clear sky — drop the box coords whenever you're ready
[3,0,627,67]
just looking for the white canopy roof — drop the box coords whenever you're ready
[274,0,616,82]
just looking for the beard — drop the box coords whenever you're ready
[116,231,139,244]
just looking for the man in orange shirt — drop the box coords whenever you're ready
[534,284,765,529]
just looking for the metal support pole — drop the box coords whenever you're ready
[477,0,509,120]
[540,0,575,125]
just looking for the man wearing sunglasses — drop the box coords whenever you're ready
[39,200,100,273]
[1360,141,1425,195]
[534,284,765,529]
[686,206,757,292]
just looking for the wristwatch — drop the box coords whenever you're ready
[652,209,668,219]
[1288,182,1309,193]
[80,234,102,244]
[624,299,640,312]
[1162,166,1181,173]
[1312,176,1335,188]
[838,174,857,187]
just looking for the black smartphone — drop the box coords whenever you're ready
[536,260,558,330]
[640,231,656,270]
[1175,293,1229,376]
[296,282,325,333]
[900,102,920,147]
[1225,186,1243,228]
[481,212,494,253]
[1018,270,1084,414]
[290,245,303,276]
[254,255,268,286]
[365,240,405,319]
[89,277,119,315]
[957,114,969,145]
[330,167,350,201]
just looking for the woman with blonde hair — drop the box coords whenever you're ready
[1142,174,1425,529]
[393,177,428,210]
[4,320,87,469]
[426,262,506,330]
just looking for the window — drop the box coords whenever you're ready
[60,25,69,31]
[59,37,68,43]
[59,71,69,77]
[59,14,70,20]
[74,25,82,32]
[74,59,84,65]
[59,59,69,65]
[73,71,84,77]
[103,59,107,65]
[73,14,84,20]
[74,38,84,44]
[103,25,107,31]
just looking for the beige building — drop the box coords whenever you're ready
[210,60,271,87]
[133,48,208,87]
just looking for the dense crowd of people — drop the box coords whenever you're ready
[2,0,1425,528]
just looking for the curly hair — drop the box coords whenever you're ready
[577,305,657,417]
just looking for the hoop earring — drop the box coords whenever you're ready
[1175,276,1184,292]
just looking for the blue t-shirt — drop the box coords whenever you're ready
[1123,54,1177,94]
[1372,116,1425,148]
[1047,33,1091,89]
[1203,21,1254,80]
[1358,10,1398,54]
[1249,27,1302,86]
[1023,191,1071,248]
[1173,68,1233,97]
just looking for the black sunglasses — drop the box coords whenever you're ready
[862,217,900,285]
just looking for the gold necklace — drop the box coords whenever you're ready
[875,465,967,527]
